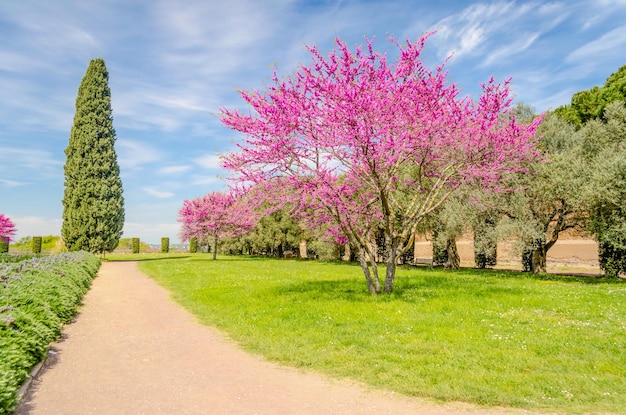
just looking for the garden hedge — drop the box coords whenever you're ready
[0,252,100,414]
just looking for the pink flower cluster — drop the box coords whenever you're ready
[177,190,256,243]
[0,214,16,243]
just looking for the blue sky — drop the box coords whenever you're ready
[1,0,625,244]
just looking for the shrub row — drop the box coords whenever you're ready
[0,254,42,264]
[0,252,100,414]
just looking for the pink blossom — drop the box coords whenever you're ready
[178,190,257,259]
[0,214,17,244]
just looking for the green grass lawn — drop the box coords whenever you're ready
[119,254,625,414]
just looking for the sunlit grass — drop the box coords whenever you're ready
[132,255,625,414]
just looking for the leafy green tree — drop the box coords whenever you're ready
[248,209,304,257]
[500,112,589,273]
[580,102,626,277]
[62,58,124,255]
[556,64,626,128]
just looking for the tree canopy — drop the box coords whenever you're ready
[178,190,256,260]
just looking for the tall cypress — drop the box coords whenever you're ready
[62,58,124,254]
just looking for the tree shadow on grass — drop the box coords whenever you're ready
[106,255,192,262]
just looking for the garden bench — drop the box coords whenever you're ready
[413,257,434,268]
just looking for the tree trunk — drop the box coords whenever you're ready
[531,245,547,274]
[384,238,400,293]
[358,249,381,294]
[212,234,218,260]
[523,239,548,274]
[444,237,460,269]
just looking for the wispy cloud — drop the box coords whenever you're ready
[481,32,540,67]
[190,175,222,186]
[0,179,29,187]
[566,25,626,63]
[432,1,517,59]
[116,140,163,171]
[193,154,222,169]
[158,165,193,175]
[429,1,567,66]
[143,187,175,199]
[0,147,63,171]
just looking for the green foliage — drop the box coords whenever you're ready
[246,209,304,257]
[139,256,626,413]
[161,237,169,253]
[0,254,41,263]
[495,110,589,273]
[62,58,124,255]
[31,237,42,254]
[581,102,626,277]
[307,239,342,261]
[0,240,7,254]
[131,238,140,254]
[474,211,498,268]
[189,237,198,253]
[0,252,100,414]
[556,64,626,128]
[598,241,626,278]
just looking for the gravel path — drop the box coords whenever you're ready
[16,261,535,415]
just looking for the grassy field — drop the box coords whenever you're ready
[113,254,625,414]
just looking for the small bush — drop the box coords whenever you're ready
[32,237,42,254]
[0,252,100,414]
[161,237,169,253]
[189,237,197,253]
[131,238,140,254]
[599,241,626,278]
[0,240,7,254]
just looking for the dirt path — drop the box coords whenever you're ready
[17,261,535,415]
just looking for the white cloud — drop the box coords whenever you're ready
[566,25,626,63]
[190,175,222,186]
[0,147,63,173]
[154,0,277,51]
[433,1,517,59]
[143,187,175,199]
[11,216,62,239]
[116,140,162,170]
[193,154,222,169]
[158,165,192,175]
[481,32,540,67]
[0,179,29,187]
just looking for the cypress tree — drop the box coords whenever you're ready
[62,58,124,255]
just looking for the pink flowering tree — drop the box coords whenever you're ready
[220,34,542,293]
[178,190,256,260]
[0,214,17,252]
